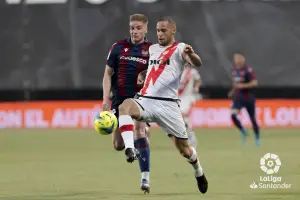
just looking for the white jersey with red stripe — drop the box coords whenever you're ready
[178,67,201,98]
[140,42,186,99]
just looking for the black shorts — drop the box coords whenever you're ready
[231,98,256,117]
[231,97,255,110]
[111,96,134,118]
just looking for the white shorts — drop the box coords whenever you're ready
[133,97,188,139]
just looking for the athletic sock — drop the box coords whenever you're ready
[135,138,150,182]
[187,147,203,177]
[119,115,134,149]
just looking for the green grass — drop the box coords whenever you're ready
[0,128,299,200]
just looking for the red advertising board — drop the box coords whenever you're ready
[0,100,299,128]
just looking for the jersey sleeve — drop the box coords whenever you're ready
[148,45,153,58]
[177,43,186,62]
[106,43,118,69]
[246,67,256,81]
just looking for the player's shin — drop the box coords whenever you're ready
[231,114,246,135]
[250,116,260,146]
[250,116,260,137]
[187,147,203,177]
[135,137,150,184]
[119,115,135,149]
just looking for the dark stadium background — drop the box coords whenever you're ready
[1,1,300,200]
[1,0,300,101]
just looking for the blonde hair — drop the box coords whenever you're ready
[130,14,148,24]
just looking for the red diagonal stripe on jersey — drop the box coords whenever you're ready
[178,67,192,96]
[141,42,179,95]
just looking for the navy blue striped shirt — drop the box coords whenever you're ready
[232,65,256,101]
[106,39,152,99]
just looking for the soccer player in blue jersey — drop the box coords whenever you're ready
[228,52,260,147]
[102,14,152,193]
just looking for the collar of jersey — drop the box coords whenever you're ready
[159,41,178,48]
[127,38,148,45]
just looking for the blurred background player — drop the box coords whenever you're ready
[178,64,201,148]
[228,52,260,146]
[102,14,152,193]
[117,17,208,193]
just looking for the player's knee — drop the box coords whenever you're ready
[179,146,191,158]
[145,126,150,138]
[118,99,132,115]
[113,140,125,151]
[175,139,191,158]
[231,113,237,120]
[250,116,258,125]
[134,127,146,138]
[231,109,239,115]
[134,121,147,138]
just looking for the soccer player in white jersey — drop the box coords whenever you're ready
[178,64,201,148]
[117,17,208,194]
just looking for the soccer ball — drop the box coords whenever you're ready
[94,111,118,135]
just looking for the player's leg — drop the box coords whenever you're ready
[180,99,197,148]
[117,99,141,162]
[231,101,247,143]
[145,125,150,138]
[170,136,207,193]
[245,99,260,147]
[118,98,152,163]
[183,113,197,149]
[156,102,207,193]
[112,129,125,151]
[134,120,151,193]
[111,103,125,151]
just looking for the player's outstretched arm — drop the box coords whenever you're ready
[102,65,113,111]
[182,44,202,67]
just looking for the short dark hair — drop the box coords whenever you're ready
[157,16,176,29]
[130,14,148,24]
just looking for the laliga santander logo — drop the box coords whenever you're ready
[250,153,291,189]
[260,153,281,175]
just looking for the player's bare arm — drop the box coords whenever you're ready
[102,65,113,111]
[182,44,202,67]
[234,80,258,89]
[228,88,234,98]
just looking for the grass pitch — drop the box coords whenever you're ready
[0,128,299,200]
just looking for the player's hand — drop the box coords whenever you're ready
[228,91,233,98]
[102,103,110,111]
[137,70,147,86]
[184,44,195,55]
[102,98,110,111]
[137,73,145,86]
